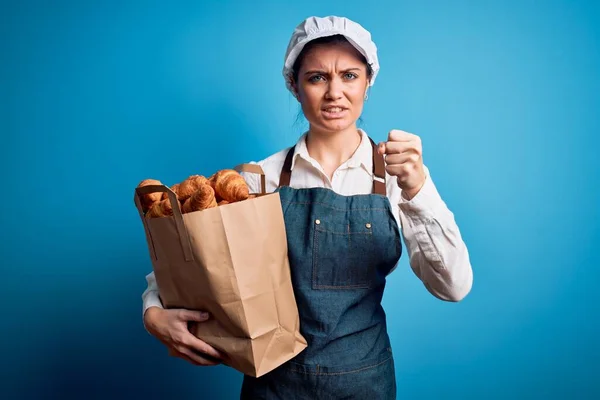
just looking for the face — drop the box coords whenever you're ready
[292,42,369,135]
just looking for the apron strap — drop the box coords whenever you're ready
[370,138,387,196]
[278,136,387,195]
[279,146,294,187]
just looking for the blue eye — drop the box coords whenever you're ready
[309,75,325,83]
[344,72,358,80]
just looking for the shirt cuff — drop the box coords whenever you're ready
[142,290,164,316]
[141,291,163,334]
[398,166,446,218]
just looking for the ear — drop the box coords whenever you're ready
[290,80,300,101]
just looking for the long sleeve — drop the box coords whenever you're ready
[141,271,163,316]
[391,165,473,302]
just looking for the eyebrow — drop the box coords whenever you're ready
[304,68,362,75]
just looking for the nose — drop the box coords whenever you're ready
[325,77,343,100]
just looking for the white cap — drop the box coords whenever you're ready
[282,16,380,94]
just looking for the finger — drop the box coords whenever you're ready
[388,130,415,142]
[385,163,415,178]
[382,141,414,155]
[179,346,221,366]
[170,347,220,366]
[168,348,202,366]
[178,309,210,323]
[384,152,420,166]
[184,335,224,360]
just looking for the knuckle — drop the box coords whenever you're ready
[172,332,186,345]
[173,343,184,353]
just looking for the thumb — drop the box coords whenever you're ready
[179,310,210,322]
[377,142,386,155]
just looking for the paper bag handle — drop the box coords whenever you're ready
[234,163,266,194]
[133,185,194,262]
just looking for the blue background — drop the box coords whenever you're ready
[2,0,599,399]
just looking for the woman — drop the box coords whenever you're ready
[141,16,473,399]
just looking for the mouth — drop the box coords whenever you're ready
[321,106,348,118]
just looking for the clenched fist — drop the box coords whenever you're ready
[377,130,426,200]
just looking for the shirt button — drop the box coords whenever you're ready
[365,223,372,229]
[315,219,321,225]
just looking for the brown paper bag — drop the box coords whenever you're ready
[134,164,307,377]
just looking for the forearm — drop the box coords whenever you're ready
[142,272,164,330]
[397,173,473,301]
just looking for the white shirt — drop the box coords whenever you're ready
[141,130,473,316]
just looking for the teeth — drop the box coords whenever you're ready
[325,107,343,112]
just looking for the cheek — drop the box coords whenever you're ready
[349,85,367,102]
[299,86,322,110]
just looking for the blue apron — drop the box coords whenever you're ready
[240,138,402,399]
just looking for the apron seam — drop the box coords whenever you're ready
[287,353,392,376]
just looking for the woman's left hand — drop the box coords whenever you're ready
[377,129,427,200]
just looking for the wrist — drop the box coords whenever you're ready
[144,306,163,332]
[400,181,425,200]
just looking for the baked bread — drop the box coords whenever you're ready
[141,169,253,218]
[182,184,218,213]
[137,179,163,213]
[208,169,249,203]
[161,183,181,201]
[178,175,208,201]
[146,198,174,218]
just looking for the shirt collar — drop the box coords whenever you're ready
[290,129,374,176]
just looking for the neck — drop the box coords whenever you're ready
[305,125,362,171]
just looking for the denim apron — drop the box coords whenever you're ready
[240,138,402,399]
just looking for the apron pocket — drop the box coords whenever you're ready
[312,218,375,289]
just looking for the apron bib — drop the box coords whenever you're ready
[241,138,402,399]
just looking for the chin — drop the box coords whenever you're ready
[316,118,356,134]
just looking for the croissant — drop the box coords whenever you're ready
[178,175,208,201]
[137,179,163,213]
[161,183,181,201]
[217,194,255,206]
[209,169,249,203]
[146,198,174,218]
[182,184,218,213]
